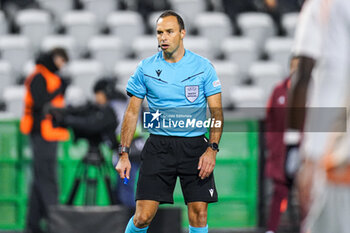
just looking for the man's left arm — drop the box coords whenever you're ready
[198,93,223,179]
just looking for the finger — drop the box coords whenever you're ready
[198,159,206,177]
[199,161,209,179]
[203,163,215,179]
[120,169,126,179]
[203,164,212,179]
[117,166,125,179]
[205,165,214,178]
[125,166,131,179]
[198,156,203,170]
[200,170,207,179]
[208,164,215,177]
[115,165,123,177]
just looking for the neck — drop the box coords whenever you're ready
[163,44,185,63]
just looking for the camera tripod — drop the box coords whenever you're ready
[66,143,116,205]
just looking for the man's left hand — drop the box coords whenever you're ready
[198,148,217,179]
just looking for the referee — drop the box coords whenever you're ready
[115,10,223,233]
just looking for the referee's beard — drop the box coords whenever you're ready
[162,43,184,61]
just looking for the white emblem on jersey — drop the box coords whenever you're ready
[278,96,285,105]
[185,85,199,102]
[209,189,214,197]
[212,80,221,87]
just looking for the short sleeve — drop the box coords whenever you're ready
[292,0,322,59]
[204,63,221,97]
[126,62,147,99]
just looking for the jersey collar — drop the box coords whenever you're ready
[160,49,188,66]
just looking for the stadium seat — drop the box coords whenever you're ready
[194,12,233,57]
[88,35,125,74]
[0,35,31,78]
[265,37,294,76]
[106,11,145,55]
[15,9,52,54]
[230,85,265,108]
[2,85,25,118]
[147,11,163,34]
[184,36,213,60]
[62,11,98,55]
[248,61,284,102]
[169,0,206,33]
[132,36,159,60]
[81,0,119,28]
[67,60,103,97]
[22,60,35,78]
[114,59,140,89]
[211,61,239,108]
[0,61,12,95]
[282,12,299,38]
[65,85,88,107]
[221,37,258,81]
[41,35,78,60]
[0,11,7,35]
[36,0,73,22]
[237,12,276,56]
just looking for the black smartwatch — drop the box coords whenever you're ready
[118,145,130,155]
[208,142,219,152]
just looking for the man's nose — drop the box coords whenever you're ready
[161,34,168,42]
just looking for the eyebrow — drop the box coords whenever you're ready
[157,28,174,32]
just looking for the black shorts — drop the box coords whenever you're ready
[136,134,218,204]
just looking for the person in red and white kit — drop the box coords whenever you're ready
[288,0,350,232]
[265,57,300,233]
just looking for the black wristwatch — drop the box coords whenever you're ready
[118,145,130,155]
[208,142,219,152]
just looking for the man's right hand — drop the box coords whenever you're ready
[115,154,131,179]
[297,159,315,221]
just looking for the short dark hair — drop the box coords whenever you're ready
[157,10,185,31]
[93,78,110,94]
[51,47,69,62]
[93,78,127,100]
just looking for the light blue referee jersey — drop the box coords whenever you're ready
[126,49,222,137]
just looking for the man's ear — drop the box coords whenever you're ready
[180,29,186,39]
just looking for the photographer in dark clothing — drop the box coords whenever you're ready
[49,80,121,151]
[47,79,119,206]
[20,48,69,233]
[93,78,144,207]
[49,78,143,207]
[55,101,118,150]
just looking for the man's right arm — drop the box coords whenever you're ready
[287,56,315,130]
[115,95,143,179]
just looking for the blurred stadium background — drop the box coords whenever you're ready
[0,0,303,232]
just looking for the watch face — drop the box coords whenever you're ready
[118,146,123,154]
[118,145,129,155]
[212,143,218,150]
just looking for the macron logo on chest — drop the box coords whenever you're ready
[156,69,162,77]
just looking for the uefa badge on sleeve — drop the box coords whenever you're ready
[212,80,221,87]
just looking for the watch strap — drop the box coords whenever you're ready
[118,145,130,155]
[208,142,219,152]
